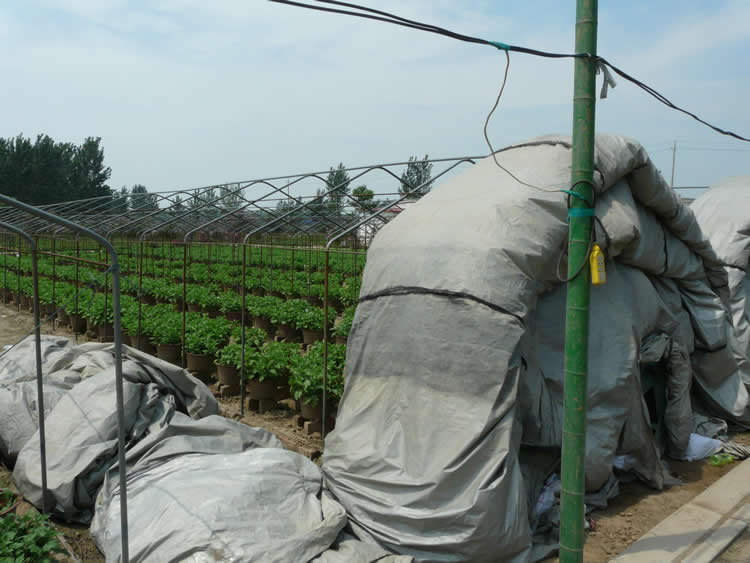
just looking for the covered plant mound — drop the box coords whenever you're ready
[322,135,746,562]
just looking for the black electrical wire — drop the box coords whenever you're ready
[268,0,750,143]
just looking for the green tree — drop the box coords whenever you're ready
[399,155,433,198]
[219,185,244,210]
[351,185,377,212]
[0,134,113,205]
[130,184,159,211]
[111,186,130,212]
[326,163,351,215]
[73,137,112,200]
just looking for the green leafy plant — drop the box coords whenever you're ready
[246,295,284,320]
[333,305,356,339]
[269,299,307,327]
[293,303,336,331]
[230,325,267,349]
[289,342,347,406]
[149,308,183,346]
[216,341,242,367]
[218,292,241,313]
[245,341,300,381]
[184,315,231,356]
[0,508,65,562]
[80,293,113,326]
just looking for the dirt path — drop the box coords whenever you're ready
[2,303,750,562]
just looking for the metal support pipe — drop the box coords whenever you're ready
[560,1,598,561]
[322,250,329,439]
[0,221,48,513]
[0,194,130,563]
[240,243,247,416]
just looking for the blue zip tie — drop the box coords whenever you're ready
[568,208,595,218]
[561,190,592,205]
[488,41,511,51]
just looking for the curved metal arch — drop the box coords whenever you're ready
[0,194,130,563]
[0,220,48,515]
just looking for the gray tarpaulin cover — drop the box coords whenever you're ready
[691,176,750,391]
[12,341,218,522]
[322,135,749,561]
[1,337,405,562]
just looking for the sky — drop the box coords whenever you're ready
[1,0,749,196]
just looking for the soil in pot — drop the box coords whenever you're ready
[302,328,323,346]
[216,364,240,386]
[276,323,300,342]
[186,352,214,374]
[157,343,182,365]
[247,378,276,400]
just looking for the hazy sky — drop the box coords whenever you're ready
[1,1,749,195]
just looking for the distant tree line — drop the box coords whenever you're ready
[275,155,434,217]
[0,133,161,214]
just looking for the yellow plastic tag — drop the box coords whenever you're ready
[590,244,606,285]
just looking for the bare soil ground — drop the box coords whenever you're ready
[2,303,750,562]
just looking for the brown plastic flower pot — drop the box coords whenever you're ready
[206,308,221,319]
[276,324,300,342]
[98,323,115,343]
[69,314,87,334]
[157,343,182,365]
[57,309,70,326]
[121,332,132,347]
[187,302,201,313]
[216,364,240,386]
[300,401,322,422]
[253,316,273,336]
[224,311,242,322]
[247,379,276,400]
[186,352,214,374]
[334,335,347,345]
[302,329,323,346]
[136,336,158,356]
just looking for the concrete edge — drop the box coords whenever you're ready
[610,457,750,563]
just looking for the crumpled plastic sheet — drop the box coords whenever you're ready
[11,342,218,523]
[322,135,747,561]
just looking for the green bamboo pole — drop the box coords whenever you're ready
[559,1,598,561]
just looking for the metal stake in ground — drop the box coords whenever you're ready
[560,1,598,562]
